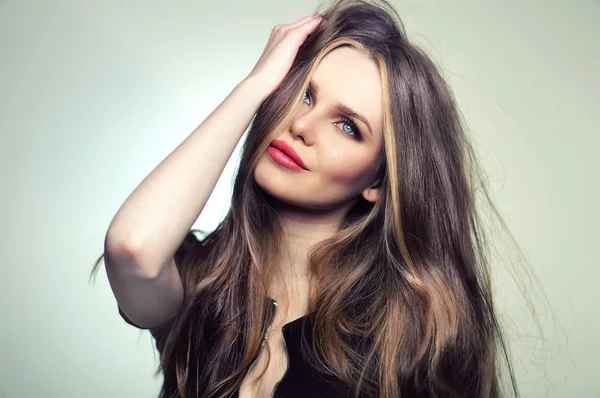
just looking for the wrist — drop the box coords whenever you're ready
[238,75,272,104]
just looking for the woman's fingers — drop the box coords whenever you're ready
[245,12,325,96]
[286,13,321,30]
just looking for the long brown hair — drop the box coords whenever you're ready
[90,0,546,396]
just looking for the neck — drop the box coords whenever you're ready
[268,196,359,290]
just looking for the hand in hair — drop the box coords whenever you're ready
[247,13,325,97]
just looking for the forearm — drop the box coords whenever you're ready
[105,77,268,274]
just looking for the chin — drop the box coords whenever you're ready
[253,156,336,211]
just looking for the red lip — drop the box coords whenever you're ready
[269,139,308,170]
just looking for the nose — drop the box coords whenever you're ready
[290,108,318,145]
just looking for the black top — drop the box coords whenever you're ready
[118,298,355,397]
[117,230,359,396]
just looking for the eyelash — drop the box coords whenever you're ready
[302,88,363,141]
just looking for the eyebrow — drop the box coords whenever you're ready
[308,79,373,136]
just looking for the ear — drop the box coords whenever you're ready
[361,182,381,203]
[362,159,385,203]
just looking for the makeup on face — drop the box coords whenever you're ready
[268,139,308,171]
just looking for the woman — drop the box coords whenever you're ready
[91,0,524,396]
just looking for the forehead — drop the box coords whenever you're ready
[311,46,383,137]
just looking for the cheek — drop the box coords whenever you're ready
[321,149,373,185]
[253,154,271,185]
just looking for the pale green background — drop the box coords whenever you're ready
[1,0,597,397]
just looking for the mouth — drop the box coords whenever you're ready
[268,139,308,171]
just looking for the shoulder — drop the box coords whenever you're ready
[117,229,202,351]
[118,304,171,353]
[174,229,202,267]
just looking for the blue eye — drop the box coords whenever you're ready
[302,89,311,104]
[338,116,361,139]
[302,88,363,141]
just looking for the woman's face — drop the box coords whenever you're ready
[254,46,384,211]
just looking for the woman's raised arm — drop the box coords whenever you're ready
[103,13,324,329]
